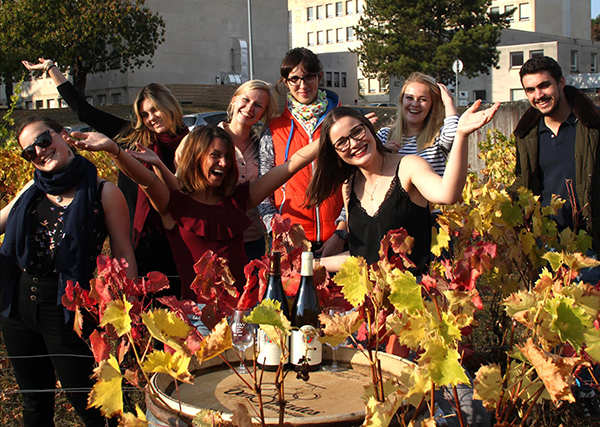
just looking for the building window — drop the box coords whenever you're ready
[511,88,526,101]
[592,53,598,72]
[473,90,487,101]
[60,98,67,108]
[510,51,524,68]
[47,99,56,109]
[336,2,343,16]
[357,0,363,13]
[346,26,355,41]
[97,94,106,106]
[316,5,324,19]
[307,32,315,46]
[529,49,544,58]
[358,78,365,94]
[490,6,499,15]
[368,78,377,93]
[35,100,44,109]
[341,72,347,87]
[112,93,122,105]
[519,2,530,21]
[25,101,33,110]
[326,3,333,18]
[571,50,579,72]
[504,4,515,21]
[317,30,324,45]
[346,0,353,14]
[334,72,340,87]
[307,7,314,21]
[325,72,333,87]
[326,29,334,44]
[336,27,344,42]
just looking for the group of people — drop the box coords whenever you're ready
[3,49,594,427]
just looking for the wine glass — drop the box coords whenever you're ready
[322,306,348,372]
[231,309,254,374]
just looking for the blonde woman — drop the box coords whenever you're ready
[377,72,459,176]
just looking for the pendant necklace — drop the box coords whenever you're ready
[364,157,385,201]
[56,195,63,203]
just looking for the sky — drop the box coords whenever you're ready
[594,0,600,19]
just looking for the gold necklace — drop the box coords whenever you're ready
[364,157,385,201]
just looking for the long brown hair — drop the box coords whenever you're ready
[119,83,185,148]
[389,72,445,152]
[176,125,238,196]
[305,107,390,208]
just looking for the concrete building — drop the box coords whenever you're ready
[13,0,289,109]
[460,0,600,104]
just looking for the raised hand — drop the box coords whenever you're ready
[22,58,54,72]
[127,142,160,166]
[456,100,500,137]
[67,131,120,156]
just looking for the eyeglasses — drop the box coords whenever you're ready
[333,123,367,152]
[286,73,319,87]
[20,130,54,161]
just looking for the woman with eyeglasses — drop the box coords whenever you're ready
[22,58,187,296]
[0,117,136,427]
[305,102,499,273]
[258,48,346,257]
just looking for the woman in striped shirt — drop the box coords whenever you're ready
[377,72,459,176]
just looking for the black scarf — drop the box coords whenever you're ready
[0,155,98,316]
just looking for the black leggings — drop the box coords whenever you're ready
[1,274,108,427]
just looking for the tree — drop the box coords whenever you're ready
[592,14,600,42]
[0,0,166,95]
[354,0,512,85]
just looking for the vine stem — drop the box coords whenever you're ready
[518,386,545,427]
[430,381,436,419]
[451,385,466,427]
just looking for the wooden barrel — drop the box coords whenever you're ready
[146,347,415,426]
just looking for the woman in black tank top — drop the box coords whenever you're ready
[305,102,499,273]
[0,117,136,427]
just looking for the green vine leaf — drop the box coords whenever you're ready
[334,256,372,307]
[388,270,424,314]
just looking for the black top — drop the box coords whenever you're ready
[348,160,431,272]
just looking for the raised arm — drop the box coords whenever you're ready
[100,181,138,279]
[127,142,180,190]
[404,100,500,205]
[256,128,279,232]
[248,138,319,210]
[68,132,173,225]
[22,58,128,138]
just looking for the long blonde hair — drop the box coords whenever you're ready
[119,83,185,147]
[227,79,278,134]
[389,73,445,152]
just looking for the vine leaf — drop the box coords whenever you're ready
[363,379,405,427]
[247,299,291,346]
[388,271,425,314]
[473,364,503,410]
[89,330,110,363]
[519,338,581,403]
[120,406,148,426]
[142,309,192,353]
[419,341,470,387]
[335,256,372,307]
[142,351,192,383]
[431,225,451,257]
[88,355,123,417]
[192,408,224,427]
[584,328,600,363]
[231,402,252,427]
[196,317,232,363]
[319,308,363,348]
[545,297,589,352]
[99,297,132,337]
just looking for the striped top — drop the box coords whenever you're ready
[376,115,459,176]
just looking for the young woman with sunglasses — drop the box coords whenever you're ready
[22,58,187,296]
[0,117,136,427]
[69,125,318,298]
[305,102,499,273]
[258,48,346,257]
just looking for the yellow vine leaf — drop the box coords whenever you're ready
[388,270,425,314]
[246,299,291,346]
[192,408,224,427]
[120,405,148,426]
[88,355,123,418]
[562,283,600,318]
[142,309,192,353]
[584,328,600,363]
[99,297,132,337]
[362,380,406,427]
[545,297,590,352]
[473,364,503,410]
[142,350,193,383]
[335,256,372,307]
[419,340,469,387]
[431,226,450,257]
[387,313,428,350]
[196,317,232,363]
[319,308,363,348]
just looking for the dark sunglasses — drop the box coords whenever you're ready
[333,123,367,152]
[20,130,54,161]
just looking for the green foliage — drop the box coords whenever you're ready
[0,0,165,94]
[593,14,600,41]
[354,0,512,84]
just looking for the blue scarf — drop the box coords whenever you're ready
[0,155,98,317]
